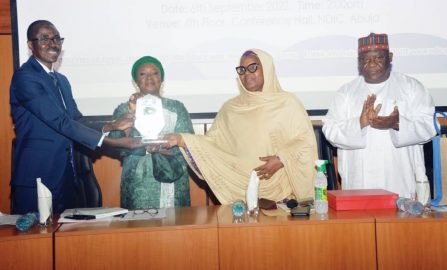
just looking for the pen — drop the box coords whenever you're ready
[65,214,96,220]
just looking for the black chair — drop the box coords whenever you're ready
[423,140,435,199]
[72,144,103,207]
[313,125,339,190]
[10,141,103,212]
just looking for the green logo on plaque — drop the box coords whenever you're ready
[143,107,156,115]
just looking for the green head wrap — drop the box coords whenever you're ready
[131,56,165,82]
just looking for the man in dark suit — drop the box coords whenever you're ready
[10,20,140,214]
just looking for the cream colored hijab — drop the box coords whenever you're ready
[181,49,317,204]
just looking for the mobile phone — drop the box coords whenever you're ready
[65,215,96,220]
[290,206,310,217]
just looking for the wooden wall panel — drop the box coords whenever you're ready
[0,0,11,34]
[0,35,14,213]
[92,155,122,207]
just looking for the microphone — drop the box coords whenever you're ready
[286,199,298,209]
[16,212,39,232]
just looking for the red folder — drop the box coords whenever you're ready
[327,189,398,210]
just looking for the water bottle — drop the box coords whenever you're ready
[395,197,424,215]
[314,160,329,214]
[16,212,39,232]
[232,200,246,223]
[415,167,431,209]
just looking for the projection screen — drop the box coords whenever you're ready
[13,0,447,115]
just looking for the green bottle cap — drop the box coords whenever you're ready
[315,160,328,173]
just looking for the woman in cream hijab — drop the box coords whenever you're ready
[165,49,317,204]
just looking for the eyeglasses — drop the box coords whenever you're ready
[133,208,159,216]
[31,35,65,45]
[358,55,386,65]
[235,63,259,75]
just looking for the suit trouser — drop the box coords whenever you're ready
[11,157,79,215]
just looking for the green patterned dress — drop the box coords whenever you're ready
[109,97,194,209]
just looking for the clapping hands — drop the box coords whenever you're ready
[360,94,399,130]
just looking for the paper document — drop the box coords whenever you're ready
[0,212,21,225]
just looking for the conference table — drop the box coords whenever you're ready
[1,206,446,270]
[0,220,58,270]
[372,209,447,270]
[55,206,219,270]
[217,206,377,270]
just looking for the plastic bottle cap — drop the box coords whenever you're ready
[315,160,328,173]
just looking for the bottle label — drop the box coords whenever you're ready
[315,187,327,201]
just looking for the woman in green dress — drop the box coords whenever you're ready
[108,56,194,209]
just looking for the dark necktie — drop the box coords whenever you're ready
[48,72,76,179]
[48,72,67,109]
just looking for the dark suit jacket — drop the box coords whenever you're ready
[10,56,102,190]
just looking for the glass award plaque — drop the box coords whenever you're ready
[134,94,167,144]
